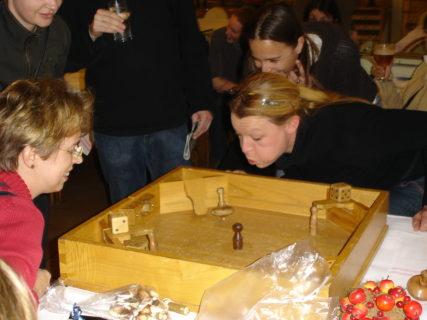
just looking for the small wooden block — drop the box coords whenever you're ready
[329,183,352,202]
[103,228,131,245]
[132,226,157,251]
[109,212,129,234]
[124,235,149,251]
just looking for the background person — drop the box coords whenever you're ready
[0,0,70,90]
[60,0,213,204]
[230,72,427,231]
[374,60,427,111]
[209,6,255,167]
[0,79,93,298]
[303,0,341,24]
[247,2,377,102]
[395,11,427,54]
[0,259,36,320]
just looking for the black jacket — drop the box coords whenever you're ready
[277,102,427,204]
[0,1,70,90]
[303,22,377,102]
[61,0,213,136]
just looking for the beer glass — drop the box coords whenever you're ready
[108,0,133,43]
[373,43,396,80]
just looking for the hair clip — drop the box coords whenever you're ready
[260,97,279,107]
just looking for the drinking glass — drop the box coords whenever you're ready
[108,0,133,43]
[373,43,396,80]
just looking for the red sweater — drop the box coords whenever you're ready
[0,171,44,291]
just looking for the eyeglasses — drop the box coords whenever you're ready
[71,144,83,158]
[60,144,83,158]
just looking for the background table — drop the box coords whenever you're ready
[38,215,427,320]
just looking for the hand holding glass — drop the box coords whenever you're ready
[373,43,395,80]
[108,0,133,43]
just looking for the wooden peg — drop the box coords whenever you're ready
[309,205,318,236]
[211,187,234,217]
[232,223,243,250]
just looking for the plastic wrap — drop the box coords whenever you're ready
[197,240,340,320]
[40,281,171,320]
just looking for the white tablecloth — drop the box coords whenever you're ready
[362,215,427,319]
[39,215,427,320]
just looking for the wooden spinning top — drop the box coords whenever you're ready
[232,223,243,250]
[210,187,234,217]
[407,269,427,301]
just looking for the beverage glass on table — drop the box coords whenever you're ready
[108,0,133,43]
[373,43,396,80]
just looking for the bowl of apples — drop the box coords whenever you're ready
[339,279,423,320]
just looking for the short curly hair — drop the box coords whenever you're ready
[0,78,93,171]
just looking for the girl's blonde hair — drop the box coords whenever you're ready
[0,78,94,171]
[230,72,362,125]
[0,259,36,320]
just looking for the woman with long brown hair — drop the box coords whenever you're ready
[248,2,376,102]
[230,72,427,231]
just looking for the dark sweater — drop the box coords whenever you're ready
[60,0,213,136]
[303,22,377,102]
[276,102,427,204]
[0,1,70,90]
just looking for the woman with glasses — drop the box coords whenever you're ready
[230,72,427,232]
[0,78,93,299]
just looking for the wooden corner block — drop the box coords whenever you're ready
[109,212,129,234]
[329,183,352,202]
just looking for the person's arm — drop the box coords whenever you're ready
[33,269,51,298]
[173,0,214,138]
[88,9,125,41]
[374,68,405,109]
[59,0,117,72]
[208,29,238,93]
[212,77,237,93]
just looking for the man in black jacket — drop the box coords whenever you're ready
[61,0,213,203]
[0,0,70,90]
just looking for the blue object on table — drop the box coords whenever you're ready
[71,303,84,320]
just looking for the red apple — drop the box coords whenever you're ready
[379,279,395,293]
[341,312,352,320]
[375,294,395,311]
[388,286,405,302]
[364,280,377,290]
[340,297,352,312]
[351,303,368,319]
[403,300,423,319]
[349,288,366,304]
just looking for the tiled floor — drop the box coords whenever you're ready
[45,150,109,279]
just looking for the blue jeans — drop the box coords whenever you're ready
[389,177,424,217]
[95,124,190,203]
